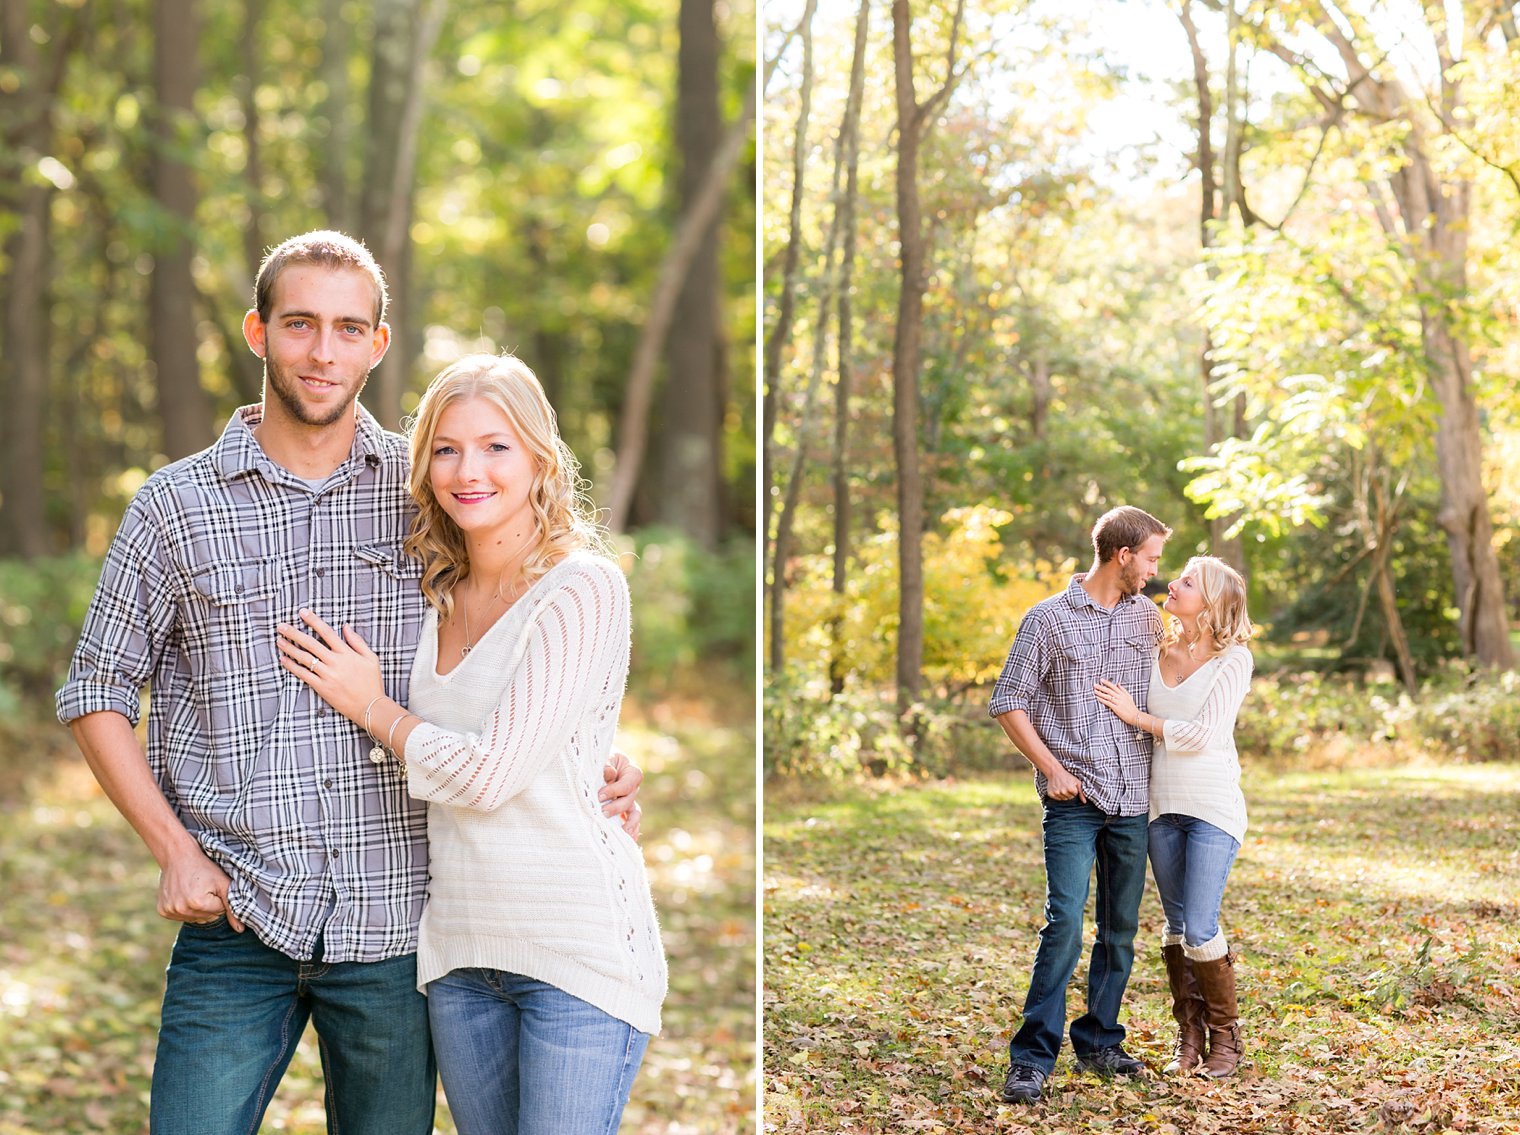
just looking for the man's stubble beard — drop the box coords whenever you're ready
[264,357,368,428]
[1119,561,1146,598]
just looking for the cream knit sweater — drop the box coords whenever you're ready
[402,551,666,1035]
[1147,644,1254,845]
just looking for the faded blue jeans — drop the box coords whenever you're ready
[150,917,435,1135]
[427,968,649,1135]
[1008,798,1149,1075]
[1147,813,1240,948]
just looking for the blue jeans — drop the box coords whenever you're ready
[149,918,435,1135]
[427,968,649,1135]
[1009,799,1149,1074]
[1147,813,1240,947]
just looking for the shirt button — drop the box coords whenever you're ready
[234,583,245,594]
[316,567,325,577]
[323,778,333,788]
[318,707,328,716]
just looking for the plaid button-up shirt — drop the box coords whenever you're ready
[989,574,1163,816]
[57,405,429,963]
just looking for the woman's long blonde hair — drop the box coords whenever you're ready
[1162,555,1255,656]
[403,353,609,619]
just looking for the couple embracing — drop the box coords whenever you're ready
[990,506,1255,1103]
[58,230,665,1133]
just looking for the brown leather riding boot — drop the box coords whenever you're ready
[1192,952,1242,1079]
[1160,943,1205,1074]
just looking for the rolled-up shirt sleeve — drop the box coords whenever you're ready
[55,498,175,726]
[988,609,1049,718]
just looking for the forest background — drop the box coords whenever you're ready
[764,0,1520,1131]
[0,0,757,1131]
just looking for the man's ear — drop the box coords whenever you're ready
[368,321,391,369]
[243,309,267,358]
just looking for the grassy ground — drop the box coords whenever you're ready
[763,759,1520,1134]
[0,690,755,1135]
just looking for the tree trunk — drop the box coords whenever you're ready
[766,0,817,674]
[829,0,870,696]
[1180,0,1245,571]
[0,190,52,559]
[150,0,214,459]
[1369,476,1418,697]
[0,0,65,558]
[239,0,268,277]
[605,88,755,534]
[652,0,725,550]
[772,0,865,678]
[889,0,964,713]
[762,0,818,554]
[1426,311,1514,666]
[319,0,354,230]
[361,0,443,428]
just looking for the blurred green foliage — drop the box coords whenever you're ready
[0,554,104,717]
[624,528,755,692]
[766,665,1520,784]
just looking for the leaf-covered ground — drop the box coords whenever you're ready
[764,760,1520,1134]
[0,692,755,1134]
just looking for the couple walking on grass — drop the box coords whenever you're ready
[990,506,1256,1103]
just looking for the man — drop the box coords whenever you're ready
[56,231,641,1133]
[988,505,1170,1103]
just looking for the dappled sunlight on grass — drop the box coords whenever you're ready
[1,692,754,1134]
[765,762,1520,1134]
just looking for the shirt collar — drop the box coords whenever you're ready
[211,403,388,483]
[1064,571,1143,613]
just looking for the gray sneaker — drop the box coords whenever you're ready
[999,1064,1046,1103]
[1074,1045,1145,1076]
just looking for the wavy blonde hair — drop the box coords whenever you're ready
[1162,555,1256,656]
[403,353,609,619]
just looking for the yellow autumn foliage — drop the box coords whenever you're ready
[777,505,1076,691]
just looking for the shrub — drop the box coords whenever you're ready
[1232,666,1520,765]
[0,554,104,719]
[622,528,755,695]
[764,674,1011,782]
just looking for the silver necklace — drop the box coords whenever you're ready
[458,575,525,658]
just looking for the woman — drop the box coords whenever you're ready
[276,353,665,1133]
[1094,556,1254,1079]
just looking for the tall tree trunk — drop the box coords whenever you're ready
[0,191,52,559]
[319,0,354,230]
[150,0,214,459]
[762,0,818,555]
[0,0,66,558]
[1322,16,1516,668]
[772,0,864,678]
[766,0,817,674]
[829,0,870,696]
[890,0,964,713]
[652,0,725,549]
[606,89,755,534]
[239,0,267,278]
[361,0,443,428]
[1180,0,1245,571]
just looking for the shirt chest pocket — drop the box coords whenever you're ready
[351,542,425,655]
[188,558,282,676]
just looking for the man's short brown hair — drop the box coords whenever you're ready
[253,230,388,326]
[1092,506,1171,563]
